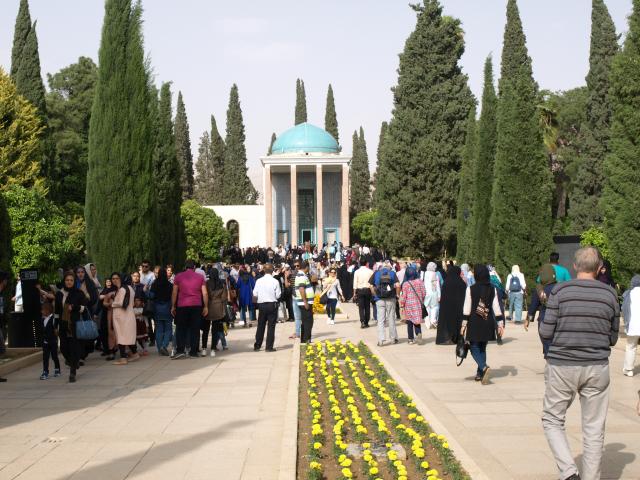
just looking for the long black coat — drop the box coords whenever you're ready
[437,266,467,344]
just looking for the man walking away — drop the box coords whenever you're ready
[540,247,619,480]
[370,260,400,346]
[353,262,373,328]
[253,264,281,352]
[171,260,208,359]
[550,252,572,283]
[296,261,315,343]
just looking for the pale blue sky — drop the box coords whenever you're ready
[0,1,633,192]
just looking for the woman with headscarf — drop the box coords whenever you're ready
[206,267,229,355]
[55,271,87,382]
[99,278,117,360]
[149,268,173,356]
[526,264,556,358]
[597,259,616,289]
[85,263,102,290]
[461,265,505,384]
[236,268,256,327]
[400,266,426,344]
[421,262,441,328]
[622,275,640,377]
[460,264,475,287]
[108,272,138,365]
[437,265,467,345]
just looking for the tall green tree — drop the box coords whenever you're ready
[13,21,47,119]
[181,200,229,263]
[350,128,371,218]
[194,131,214,204]
[491,0,553,276]
[222,84,258,205]
[86,0,156,274]
[210,115,226,205]
[602,0,640,285]
[268,132,276,155]
[295,78,307,125]
[473,56,498,262]
[10,0,31,79]
[0,193,12,276]
[324,84,339,144]
[374,0,473,257]
[153,82,185,266]
[46,57,98,208]
[372,120,388,206]
[175,91,194,201]
[456,105,477,261]
[570,0,619,231]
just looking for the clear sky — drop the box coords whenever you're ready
[0,0,633,196]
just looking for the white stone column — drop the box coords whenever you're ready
[341,163,350,246]
[290,164,298,246]
[264,164,273,247]
[316,164,323,246]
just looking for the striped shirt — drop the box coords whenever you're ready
[539,279,619,366]
[294,272,315,306]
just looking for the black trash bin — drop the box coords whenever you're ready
[8,312,37,348]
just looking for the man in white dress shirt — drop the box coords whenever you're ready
[253,264,282,352]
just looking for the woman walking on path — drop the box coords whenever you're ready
[422,262,441,328]
[99,279,117,360]
[622,275,640,377]
[437,265,467,345]
[55,272,88,383]
[461,265,505,384]
[322,267,344,325]
[505,265,527,323]
[236,268,256,327]
[109,273,138,365]
[206,267,228,356]
[525,263,556,358]
[400,266,426,345]
[149,268,173,356]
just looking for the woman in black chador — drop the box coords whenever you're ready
[436,265,467,345]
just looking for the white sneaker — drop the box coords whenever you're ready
[623,370,634,377]
[210,350,216,357]
[327,319,335,325]
[200,349,207,357]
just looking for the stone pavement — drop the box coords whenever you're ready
[1,303,638,480]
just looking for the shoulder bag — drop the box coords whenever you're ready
[407,280,428,319]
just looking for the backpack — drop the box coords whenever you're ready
[376,269,395,299]
[509,275,522,293]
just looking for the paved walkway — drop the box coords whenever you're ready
[1,303,638,480]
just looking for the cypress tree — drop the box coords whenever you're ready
[86,0,156,274]
[295,78,307,125]
[223,85,258,205]
[374,0,473,257]
[372,121,388,206]
[153,82,184,265]
[349,129,371,218]
[10,0,31,79]
[194,131,214,204]
[491,0,552,276]
[456,105,477,261]
[210,115,225,205]
[324,84,339,144]
[473,56,498,262]
[268,132,277,155]
[175,91,194,201]
[13,21,47,118]
[0,193,11,275]
[570,0,619,231]
[602,0,640,285]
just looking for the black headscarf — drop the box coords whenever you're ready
[111,272,131,309]
[151,268,173,302]
[472,264,493,307]
[207,268,224,291]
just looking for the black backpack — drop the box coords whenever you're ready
[376,269,395,299]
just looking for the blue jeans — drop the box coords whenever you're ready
[292,300,301,336]
[155,318,173,352]
[213,330,227,348]
[240,304,255,323]
[470,341,488,376]
[326,298,338,320]
[508,292,524,322]
[407,322,422,340]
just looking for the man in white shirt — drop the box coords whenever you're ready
[353,262,374,328]
[139,260,156,288]
[253,264,282,352]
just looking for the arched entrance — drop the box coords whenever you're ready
[227,220,240,246]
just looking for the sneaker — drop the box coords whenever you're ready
[266,348,277,352]
[393,339,399,345]
[497,336,503,346]
[564,474,581,480]
[474,373,482,382]
[210,350,216,357]
[377,341,385,347]
[40,372,48,380]
[623,370,634,377]
[408,340,415,345]
[222,346,228,351]
[160,347,170,356]
[481,366,491,385]
[200,349,207,357]
[54,369,61,377]
[171,352,186,360]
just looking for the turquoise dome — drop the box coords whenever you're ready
[271,123,339,155]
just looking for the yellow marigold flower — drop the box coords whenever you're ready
[429,433,437,438]
[309,461,322,470]
[408,413,417,420]
[340,443,347,450]
[437,434,445,441]
[442,442,449,449]
[362,442,371,449]
[426,469,439,476]
[340,458,352,467]
[313,442,322,450]
[416,415,424,422]
[369,467,379,475]
[341,467,353,478]
[421,461,430,469]
[398,476,407,480]
[385,442,392,448]
[363,454,372,462]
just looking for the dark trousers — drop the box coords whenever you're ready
[118,344,137,358]
[255,302,278,350]
[407,322,422,340]
[300,306,314,343]
[42,340,60,374]
[201,318,212,349]
[176,306,201,355]
[326,298,338,320]
[59,333,80,376]
[357,289,371,326]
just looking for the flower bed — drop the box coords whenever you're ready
[297,339,470,480]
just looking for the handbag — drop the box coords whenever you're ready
[75,309,99,340]
[407,280,428,319]
[456,335,470,366]
[319,293,328,305]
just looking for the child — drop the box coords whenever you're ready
[40,302,60,380]
[133,297,149,356]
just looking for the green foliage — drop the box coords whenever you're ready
[324,84,339,145]
[491,0,553,277]
[46,57,98,208]
[0,67,44,191]
[374,0,473,257]
[85,0,156,274]
[571,0,619,231]
[153,82,185,266]
[4,185,83,278]
[295,78,307,125]
[210,116,226,204]
[473,56,497,262]
[350,128,371,218]
[0,193,11,275]
[175,91,194,200]
[194,131,213,204]
[13,20,47,120]
[602,0,640,286]
[351,210,378,246]
[456,105,477,261]
[222,85,258,205]
[10,0,31,79]
[181,200,229,263]
[580,227,611,261]
[372,121,388,207]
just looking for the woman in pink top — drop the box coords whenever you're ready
[400,266,427,345]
